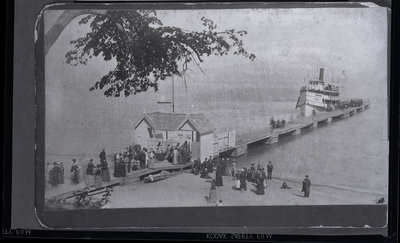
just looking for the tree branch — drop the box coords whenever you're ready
[44,10,125,56]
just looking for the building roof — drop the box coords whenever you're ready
[135,112,214,135]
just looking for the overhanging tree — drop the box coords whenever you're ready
[46,10,256,97]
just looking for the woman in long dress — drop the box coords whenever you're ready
[101,158,111,182]
[120,155,126,177]
[70,159,81,184]
[208,179,218,203]
[85,159,95,186]
[239,168,247,192]
[57,162,64,184]
[215,163,223,186]
[48,162,59,187]
[94,165,103,189]
[172,147,179,165]
[255,172,265,195]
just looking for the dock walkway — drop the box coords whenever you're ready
[233,101,370,157]
[47,161,194,201]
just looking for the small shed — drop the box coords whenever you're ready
[133,112,215,161]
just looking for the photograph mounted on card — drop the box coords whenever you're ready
[34,2,389,231]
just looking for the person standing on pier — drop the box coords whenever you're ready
[99,149,106,163]
[267,161,273,180]
[85,159,95,186]
[124,153,131,173]
[302,175,311,198]
[94,164,103,189]
[101,156,111,182]
[59,162,65,184]
[70,159,81,184]
[172,146,179,165]
[49,162,60,187]
[148,149,156,169]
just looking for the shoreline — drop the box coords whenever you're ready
[99,171,387,208]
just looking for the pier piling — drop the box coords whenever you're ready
[265,135,279,145]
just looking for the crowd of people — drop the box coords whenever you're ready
[47,141,193,189]
[190,158,312,205]
[48,143,313,200]
[270,118,287,130]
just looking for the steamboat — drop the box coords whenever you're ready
[296,68,340,117]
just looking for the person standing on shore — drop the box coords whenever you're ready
[267,161,273,180]
[85,159,95,186]
[208,179,218,203]
[224,158,230,176]
[231,162,237,178]
[192,159,200,175]
[255,170,265,195]
[240,168,247,192]
[215,161,223,187]
[249,163,256,182]
[70,159,81,184]
[302,175,311,197]
[120,153,126,177]
[207,157,214,173]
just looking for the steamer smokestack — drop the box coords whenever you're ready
[319,68,324,82]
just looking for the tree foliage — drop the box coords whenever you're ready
[66,10,256,97]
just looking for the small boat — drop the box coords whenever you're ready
[143,170,174,183]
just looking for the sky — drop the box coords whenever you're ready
[43,5,389,156]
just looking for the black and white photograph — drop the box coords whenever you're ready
[40,3,389,213]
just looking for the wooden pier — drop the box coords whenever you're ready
[47,161,194,201]
[231,101,370,157]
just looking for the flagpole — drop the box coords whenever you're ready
[172,76,175,113]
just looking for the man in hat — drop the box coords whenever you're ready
[302,175,311,197]
[267,161,273,180]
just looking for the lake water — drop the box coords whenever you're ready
[233,102,388,195]
[45,98,388,196]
